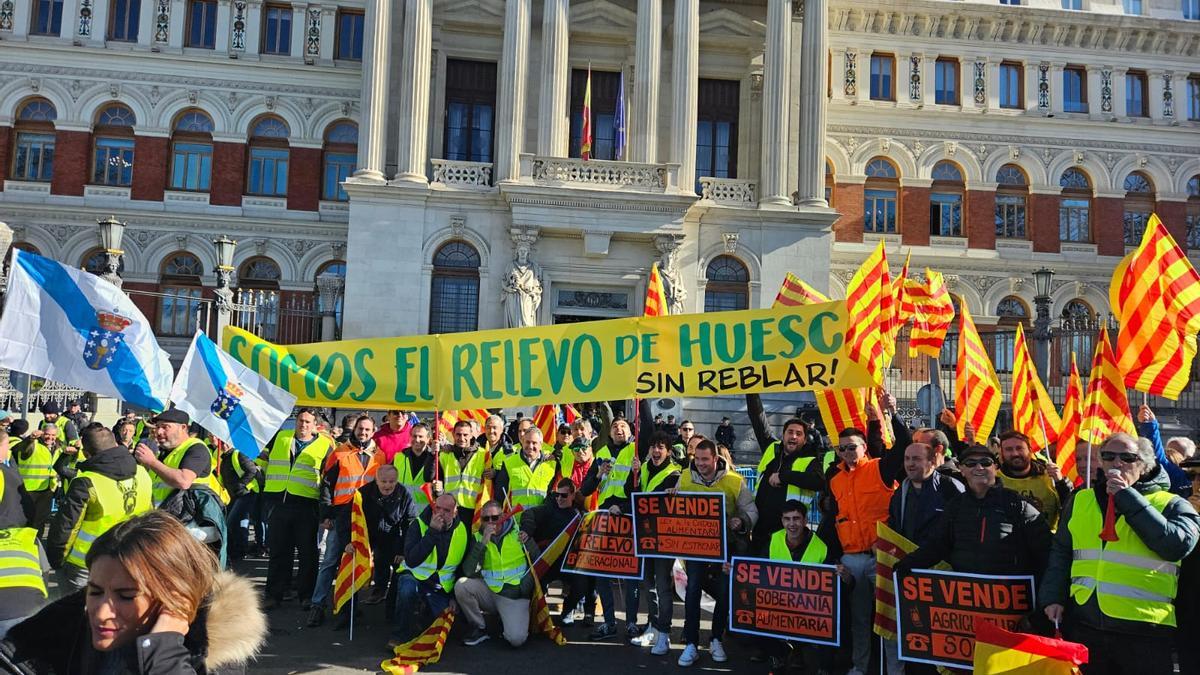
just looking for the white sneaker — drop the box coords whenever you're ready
[631,626,658,646]
[678,643,699,667]
[652,630,671,656]
[709,638,727,663]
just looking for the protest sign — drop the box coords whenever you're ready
[894,569,1036,670]
[632,492,726,563]
[561,511,642,580]
[222,302,875,410]
[729,557,840,646]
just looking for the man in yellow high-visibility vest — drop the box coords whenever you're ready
[132,409,218,506]
[12,421,62,532]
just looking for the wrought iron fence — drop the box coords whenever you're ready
[0,369,89,414]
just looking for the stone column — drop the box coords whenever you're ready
[1049,62,1064,115]
[394,0,433,184]
[494,0,529,183]
[796,0,827,207]
[1112,67,1128,118]
[351,0,390,182]
[630,0,660,163]
[288,4,305,57]
[670,0,698,192]
[214,0,232,52]
[537,0,569,157]
[1148,69,1166,121]
[759,0,790,206]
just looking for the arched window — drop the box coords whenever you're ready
[239,257,281,339]
[158,252,204,337]
[429,242,480,333]
[322,122,358,202]
[703,255,750,313]
[930,161,964,237]
[996,296,1029,323]
[4,242,39,277]
[247,116,290,196]
[169,109,214,191]
[81,247,124,275]
[1059,168,1092,243]
[995,164,1028,239]
[238,257,281,289]
[825,159,834,206]
[1060,298,1095,375]
[1122,171,1155,245]
[92,104,136,187]
[864,157,898,234]
[12,98,57,183]
[1187,175,1200,249]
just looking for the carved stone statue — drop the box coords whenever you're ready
[655,234,687,315]
[502,235,543,328]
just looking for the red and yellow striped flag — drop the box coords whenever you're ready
[523,546,568,646]
[846,240,890,382]
[332,491,371,614]
[380,607,455,674]
[1055,354,1084,487]
[532,513,581,579]
[1011,323,1061,453]
[1080,327,1135,445]
[906,270,955,358]
[774,272,829,306]
[437,409,490,442]
[873,521,918,640]
[955,302,1002,442]
[973,620,1088,674]
[470,448,494,533]
[533,404,558,446]
[772,276,869,437]
[645,262,668,317]
[1111,213,1200,399]
[882,252,910,367]
[580,67,593,161]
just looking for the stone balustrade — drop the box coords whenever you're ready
[430,159,494,189]
[519,154,680,192]
[699,177,757,206]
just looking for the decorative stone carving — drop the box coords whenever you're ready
[0,0,13,30]
[1163,72,1175,119]
[699,178,756,205]
[1009,145,1020,159]
[722,232,739,254]
[154,0,171,44]
[265,95,276,111]
[254,239,268,255]
[654,234,687,315]
[187,90,198,105]
[844,51,857,97]
[945,141,957,157]
[1101,69,1112,114]
[330,241,346,259]
[68,80,85,101]
[502,228,543,328]
[749,72,763,101]
[1037,63,1050,112]
[909,55,921,102]
[911,139,925,156]
[148,86,163,107]
[450,215,466,239]
[78,0,93,37]
[1073,151,1085,166]
[880,137,891,153]
[305,7,321,60]
[231,0,247,51]
[973,60,986,105]
[175,234,189,249]
[1009,277,1025,293]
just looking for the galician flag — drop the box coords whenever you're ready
[169,331,296,459]
[0,249,172,410]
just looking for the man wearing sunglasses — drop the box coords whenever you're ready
[1042,433,1200,675]
[521,478,588,625]
[455,499,541,648]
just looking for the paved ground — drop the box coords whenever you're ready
[233,556,761,675]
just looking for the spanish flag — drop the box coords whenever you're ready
[580,66,593,161]
[973,620,1088,674]
[381,607,455,674]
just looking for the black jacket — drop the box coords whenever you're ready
[715,424,735,449]
[217,451,259,500]
[896,481,1051,580]
[45,447,138,569]
[887,471,965,547]
[520,499,581,547]
[0,464,34,529]
[1,571,265,674]
[357,481,419,542]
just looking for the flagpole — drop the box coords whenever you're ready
[349,563,356,641]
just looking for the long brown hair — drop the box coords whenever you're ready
[86,511,219,622]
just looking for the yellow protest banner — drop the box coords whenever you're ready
[221,301,875,409]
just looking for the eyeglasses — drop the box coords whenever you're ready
[1100,451,1140,464]
[961,457,997,468]
[554,492,572,499]
[837,443,861,452]
[481,515,501,522]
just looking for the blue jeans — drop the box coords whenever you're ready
[310,526,345,609]
[226,494,255,559]
[682,560,727,646]
[594,578,619,627]
[391,573,452,642]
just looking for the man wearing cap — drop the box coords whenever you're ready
[48,425,152,591]
[12,421,63,532]
[37,401,79,450]
[64,400,88,434]
[132,408,219,506]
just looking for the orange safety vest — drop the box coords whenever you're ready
[828,457,895,554]
[325,443,383,506]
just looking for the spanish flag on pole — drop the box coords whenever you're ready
[580,66,593,161]
[645,262,668,317]
[332,491,371,614]
[973,620,1088,674]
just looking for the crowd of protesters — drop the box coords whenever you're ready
[0,393,1198,674]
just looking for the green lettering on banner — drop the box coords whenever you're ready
[318,352,352,399]
[714,322,747,364]
[228,334,248,363]
[452,344,481,400]
[777,315,807,358]
[503,340,518,397]
[394,346,419,403]
[418,345,433,401]
[615,335,639,365]
[572,334,602,393]
[350,348,376,402]
[750,318,775,363]
[808,311,842,354]
[518,337,542,397]
[679,323,711,367]
[641,333,659,364]
[479,340,503,399]
[249,342,279,384]
[543,338,571,394]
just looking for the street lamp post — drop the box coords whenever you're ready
[315,272,345,341]
[1032,267,1056,382]
[96,216,126,289]
[212,236,237,334]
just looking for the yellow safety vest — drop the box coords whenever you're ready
[1004,472,1062,530]
[18,441,58,492]
[489,442,514,471]
[151,437,222,506]
[65,468,153,568]
[640,460,681,492]
[678,466,745,511]
[402,519,468,593]
[53,416,69,444]
[262,432,332,500]
[229,450,259,493]
[768,528,827,564]
[0,527,46,597]
[481,529,529,593]
[394,450,432,504]
[756,442,781,495]
[503,452,557,509]
[784,454,825,527]
[1068,488,1180,626]
[596,443,637,505]
[440,448,489,509]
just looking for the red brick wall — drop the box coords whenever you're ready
[0,126,10,190]
[50,130,89,196]
[1029,194,1060,253]
[900,186,930,247]
[1155,200,1188,243]
[210,141,245,206]
[966,190,996,250]
[831,182,864,243]
[1093,197,1124,256]
[286,147,322,212]
[131,135,168,202]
